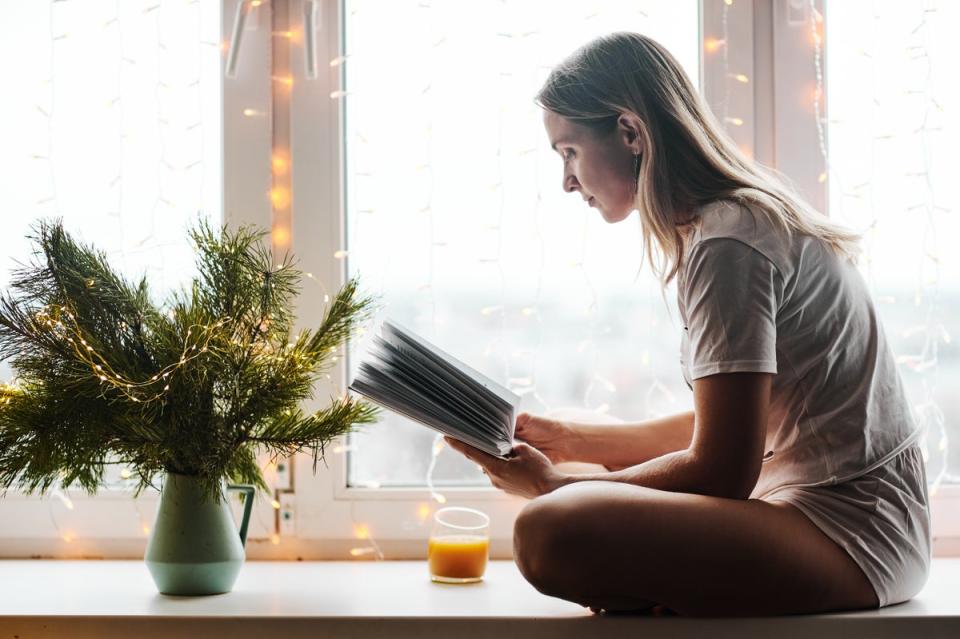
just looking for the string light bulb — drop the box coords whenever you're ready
[704,37,725,54]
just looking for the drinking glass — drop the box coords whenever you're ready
[427,506,490,583]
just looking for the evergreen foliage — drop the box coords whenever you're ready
[0,219,382,503]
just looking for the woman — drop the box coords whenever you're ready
[442,31,931,617]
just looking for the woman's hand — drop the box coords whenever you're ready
[513,412,578,464]
[443,436,568,499]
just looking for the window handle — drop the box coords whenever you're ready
[304,0,320,79]
[226,0,256,78]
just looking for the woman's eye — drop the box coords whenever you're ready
[562,149,574,161]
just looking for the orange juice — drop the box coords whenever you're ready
[428,534,489,582]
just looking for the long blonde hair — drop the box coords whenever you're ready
[534,31,860,285]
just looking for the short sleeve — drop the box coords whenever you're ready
[680,237,782,380]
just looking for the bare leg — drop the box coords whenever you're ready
[513,481,879,617]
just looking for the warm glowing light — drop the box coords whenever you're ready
[354,524,370,539]
[271,534,281,545]
[724,0,733,4]
[243,108,266,117]
[62,533,74,543]
[142,525,150,535]
[417,503,431,521]
[818,172,827,183]
[271,499,282,510]
[350,547,375,557]
[724,117,744,126]
[704,38,725,54]
[272,152,289,175]
[251,0,262,6]
[272,75,294,88]
[734,74,749,83]
[333,249,348,259]
[433,493,447,504]
[270,187,290,209]
[808,15,824,47]
[272,225,290,247]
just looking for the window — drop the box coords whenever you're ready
[2,0,956,558]
[0,0,282,548]
[341,0,701,490]
[824,0,959,489]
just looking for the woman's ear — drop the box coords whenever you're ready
[616,112,645,155]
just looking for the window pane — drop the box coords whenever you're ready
[344,1,700,488]
[825,2,959,485]
[0,1,222,488]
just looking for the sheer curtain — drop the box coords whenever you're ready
[0,0,223,489]
[342,0,700,488]
[825,0,959,490]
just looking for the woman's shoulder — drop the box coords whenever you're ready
[689,198,796,277]
[694,198,769,243]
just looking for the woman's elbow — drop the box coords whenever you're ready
[688,453,761,500]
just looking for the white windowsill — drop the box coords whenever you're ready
[2,559,959,638]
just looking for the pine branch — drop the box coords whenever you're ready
[0,218,383,503]
[246,395,381,473]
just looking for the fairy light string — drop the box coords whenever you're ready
[893,2,951,490]
[813,1,953,491]
[524,56,551,417]
[336,2,698,556]
[418,0,447,504]
[3,0,251,543]
[31,304,226,404]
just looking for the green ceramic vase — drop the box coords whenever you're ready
[144,472,255,595]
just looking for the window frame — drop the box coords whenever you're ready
[289,0,959,557]
[0,0,278,550]
[2,0,956,560]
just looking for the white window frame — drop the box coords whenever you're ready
[2,0,957,560]
[288,0,959,558]
[0,0,278,555]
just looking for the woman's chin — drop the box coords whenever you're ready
[598,205,632,223]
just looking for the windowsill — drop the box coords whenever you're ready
[2,559,959,638]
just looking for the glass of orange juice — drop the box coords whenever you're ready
[428,506,490,583]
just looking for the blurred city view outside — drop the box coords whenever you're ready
[826,1,959,487]
[344,0,959,488]
[341,0,700,487]
[0,1,954,494]
[0,1,222,489]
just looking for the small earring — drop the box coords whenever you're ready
[633,153,641,192]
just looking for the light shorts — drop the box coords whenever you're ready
[761,444,932,608]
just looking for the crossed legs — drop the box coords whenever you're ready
[512,480,879,617]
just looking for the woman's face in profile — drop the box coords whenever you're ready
[542,109,639,224]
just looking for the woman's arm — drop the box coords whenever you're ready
[550,372,771,500]
[563,411,695,471]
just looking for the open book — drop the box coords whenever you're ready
[347,318,521,459]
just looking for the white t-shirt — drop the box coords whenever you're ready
[677,199,921,499]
